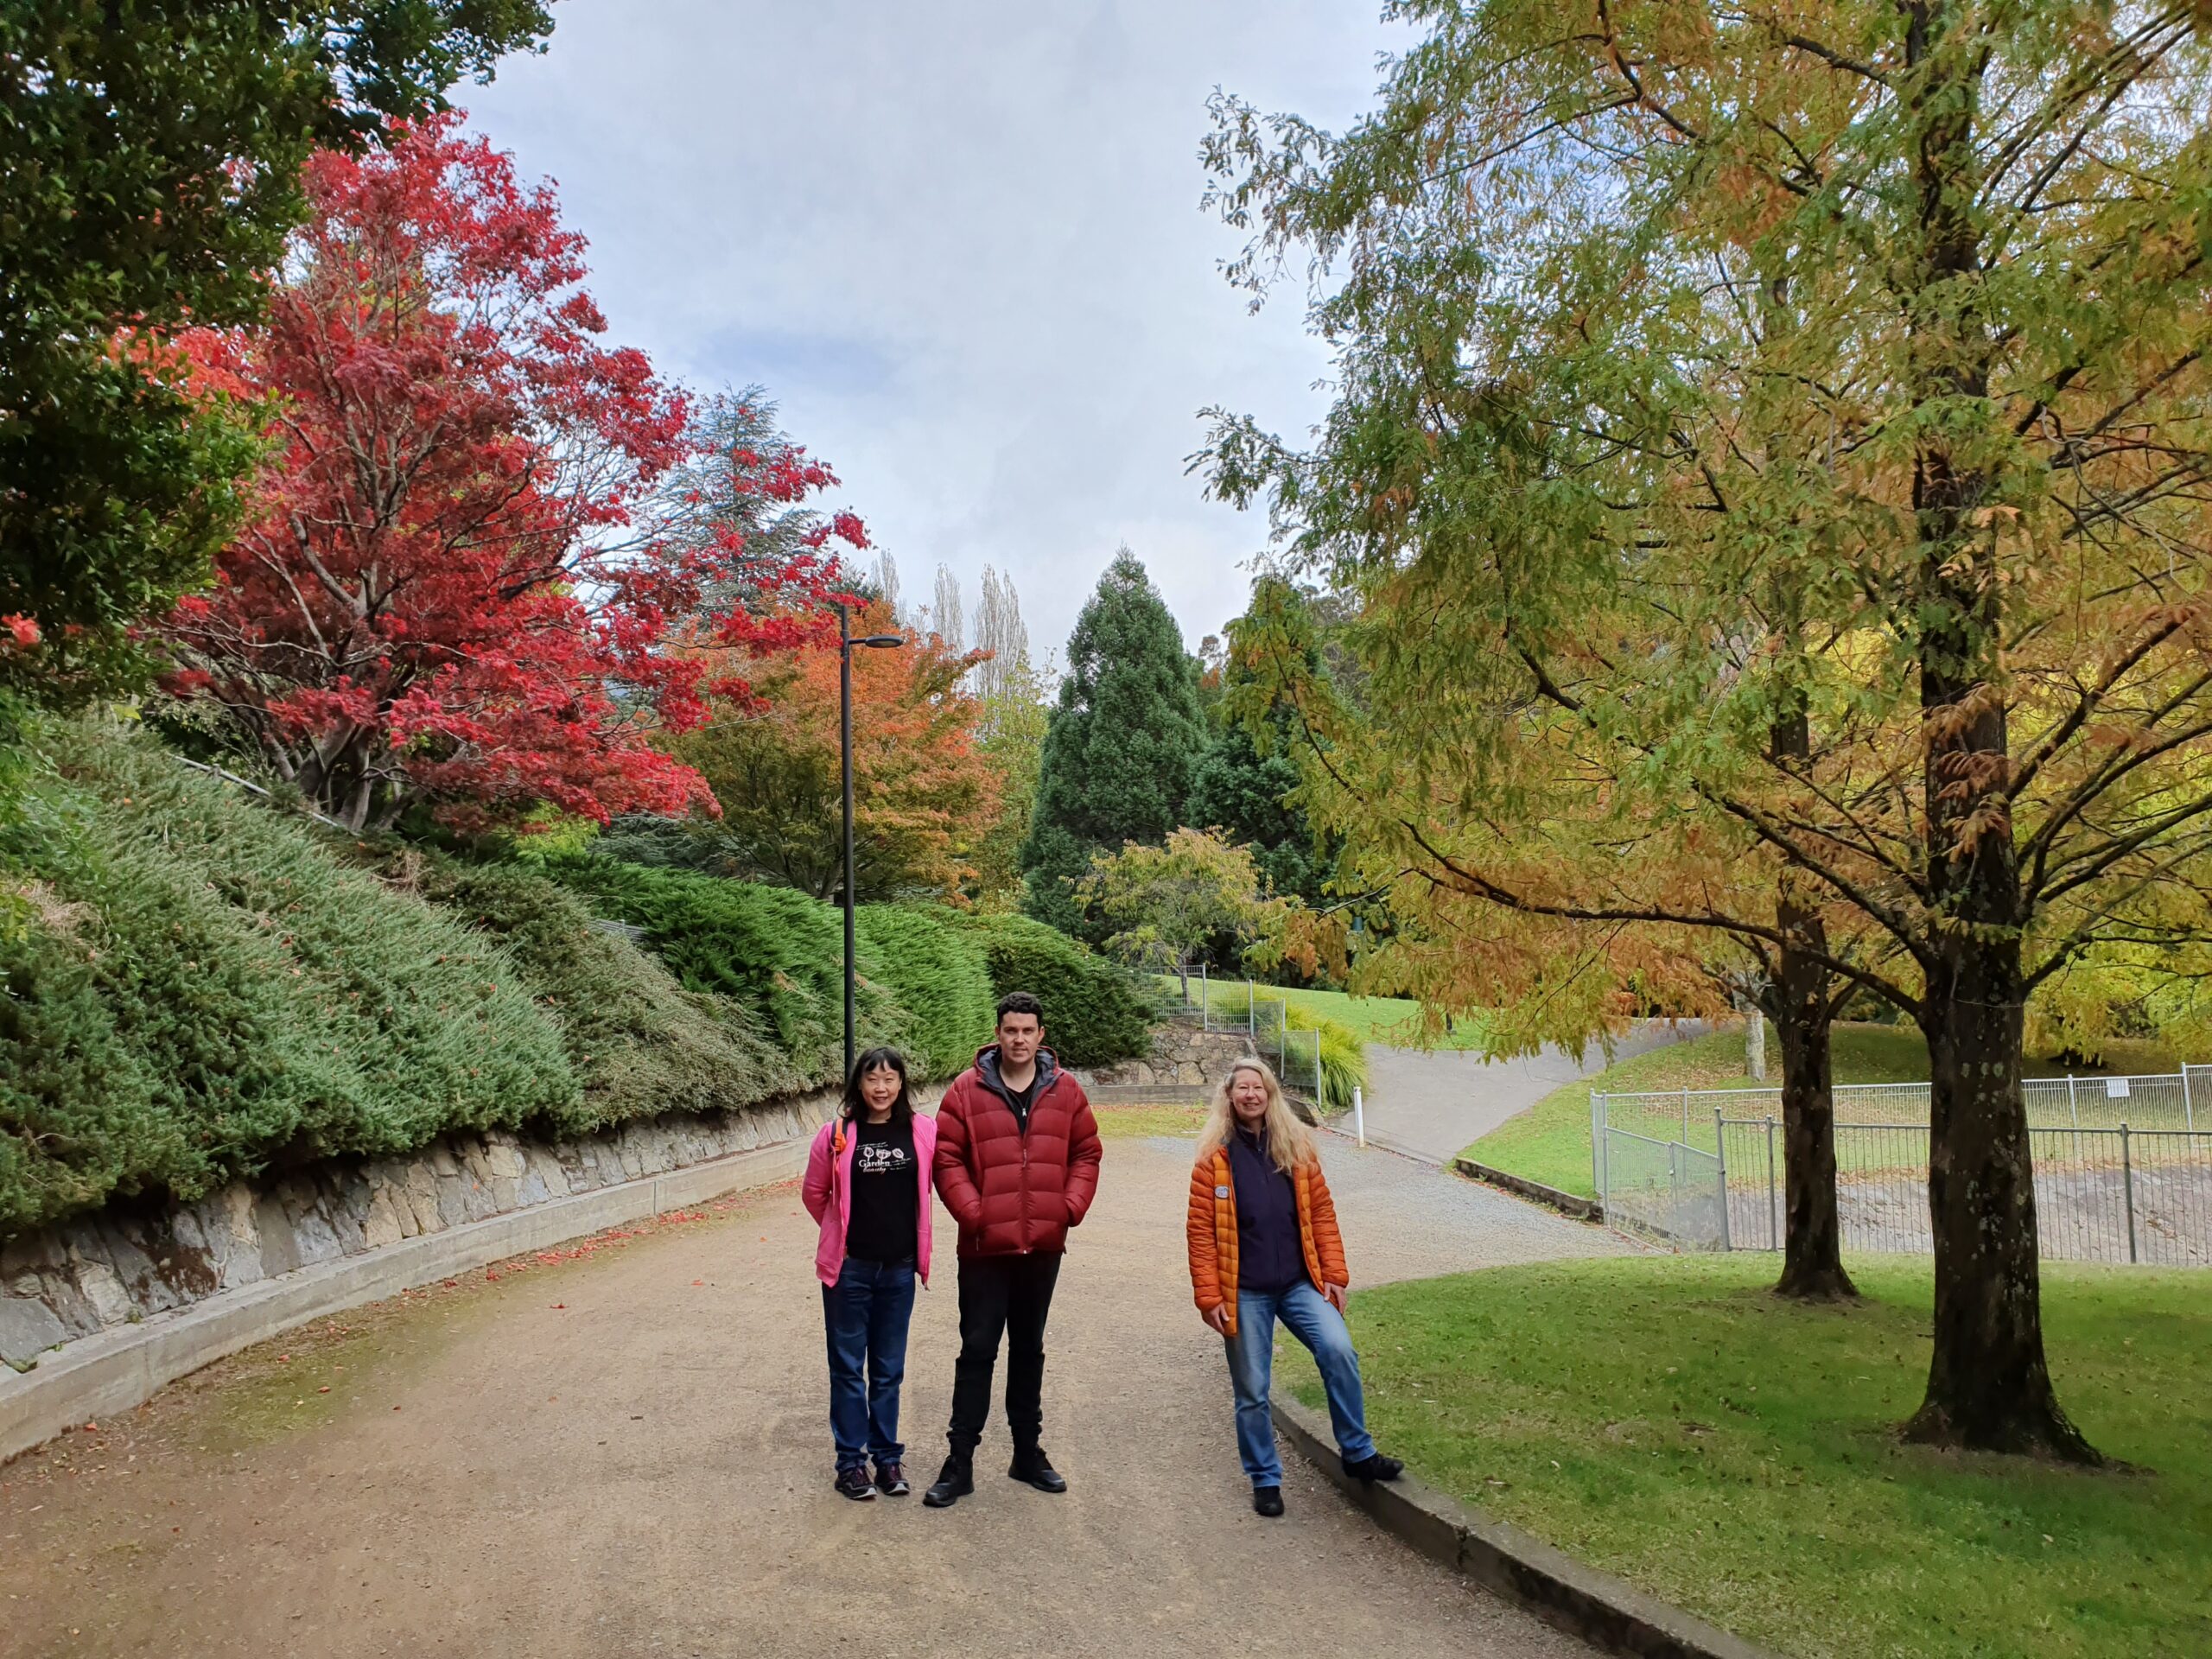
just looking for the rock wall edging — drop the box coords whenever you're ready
[1071,1017,1281,1094]
[1,1085,940,1369]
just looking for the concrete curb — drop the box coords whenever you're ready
[1452,1158,1605,1224]
[0,1136,807,1466]
[1270,1394,1777,1659]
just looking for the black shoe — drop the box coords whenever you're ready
[922,1456,973,1508]
[874,1460,910,1497]
[1253,1484,1285,1517]
[1342,1451,1403,1483]
[834,1466,878,1501]
[1008,1446,1068,1493]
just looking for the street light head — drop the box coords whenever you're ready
[860,635,905,648]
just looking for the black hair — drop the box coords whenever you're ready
[995,991,1045,1027]
[842,1046,913,1125]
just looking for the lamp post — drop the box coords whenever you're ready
[840,600,906,1077]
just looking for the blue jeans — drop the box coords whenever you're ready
[823,1257,917,1472]
[1224,1279,1376,1488]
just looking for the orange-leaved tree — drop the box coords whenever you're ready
[665,598,998,902]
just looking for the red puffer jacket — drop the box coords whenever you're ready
[933,1046,1103,1258]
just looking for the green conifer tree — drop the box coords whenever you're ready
[1019,549,1205,936]
[1189,576,1331,906]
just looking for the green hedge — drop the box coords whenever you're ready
[542,857,906,1086]
[365,851,800,1123]
[953,912,1155,1070]
[0,722,1160,1239]
[855,905,995,1080]
[0,728,575,1236]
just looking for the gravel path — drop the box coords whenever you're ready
[2,1130,1626,1659]
[1359,1020,1708,1165]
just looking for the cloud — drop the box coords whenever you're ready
[466,0,1401,658]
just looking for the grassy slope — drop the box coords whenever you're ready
[1284,1257,2211,1659]
[1465,1021,2183,1199]
[1162,976,1494,1050]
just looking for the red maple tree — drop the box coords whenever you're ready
[164,115,861,831]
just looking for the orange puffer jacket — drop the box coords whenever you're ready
[1185,1144,1349,1337]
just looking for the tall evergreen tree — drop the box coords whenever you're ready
[1020,549,1206,936]
[1189,576,1331,906]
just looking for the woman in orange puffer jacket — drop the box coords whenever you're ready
[1185,1058,1401,1516]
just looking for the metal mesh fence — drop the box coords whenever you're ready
[1599,1128,1727,1251]
[1163,972,1324,1098]
[1592,1088,2212,1265]
[1602,1072,2202,1138]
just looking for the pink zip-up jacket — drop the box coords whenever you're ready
[802,1110,939,1287]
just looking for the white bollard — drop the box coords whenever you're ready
[1353,1085,1366,1148]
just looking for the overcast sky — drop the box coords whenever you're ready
[463,1,1402,664]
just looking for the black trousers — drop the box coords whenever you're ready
[946,1252,1062,1457]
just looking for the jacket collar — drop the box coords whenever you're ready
[975,1042,1059,1107]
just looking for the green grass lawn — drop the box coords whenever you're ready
[1463,1021,2183,1199]
[1160,976,1493,1050]
[1090,1102,1207,1138]
[1283,1256,2211,1659]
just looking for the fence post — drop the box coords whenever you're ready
[1764,1116,1779,1253]
[2121,1122,2137,1264]
[1592,1092,1606,1199]
[1669,1141,1683,1250]
[1599,1103,1611,1222]
[1247,981,1255,1044]
[1199,961,1209,1028]
[2066,1071,2078,1128]
[1353,1085,1366,1149]
[2185,1064,2196,1134]
[1714,1106,1732,1251]
[1681,1084,1691,1146]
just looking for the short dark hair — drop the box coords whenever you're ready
[995,991,1044,1027]
[842,1046,913,1125]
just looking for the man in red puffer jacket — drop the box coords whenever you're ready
[921,990,1103,1508]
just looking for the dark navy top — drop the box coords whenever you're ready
[1229,1128,1303,1294]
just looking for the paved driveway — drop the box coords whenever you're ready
[0,1132,1618,1659]
[1357,1020,1709,1165]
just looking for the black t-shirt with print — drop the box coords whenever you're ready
[844,1115,918,1265]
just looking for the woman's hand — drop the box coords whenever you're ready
[1324,1282,1348,1313]
[1203,1303,1230,1334]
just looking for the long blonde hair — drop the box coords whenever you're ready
[1196,1057,1317,1174]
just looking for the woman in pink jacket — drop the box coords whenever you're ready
[802,1047,938,1501]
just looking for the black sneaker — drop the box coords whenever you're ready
[874,1460,910,1497]
[1253,1484,1285,1517]
[1007,1446,1068,1493]
[922,1455,973,1509]
[1342,1451,1403,1484]
[834,1466,878,1502]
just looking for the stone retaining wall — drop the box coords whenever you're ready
[0,1089,934,1370]
[1072,1016,1276,1094]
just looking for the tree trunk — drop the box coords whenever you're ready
[1765,673,1854,1299]
[1897,0,2096,1462]
[1908,957,2096,1460]
[1769,888,1855,1300]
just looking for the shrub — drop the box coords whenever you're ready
[953,912,1154,1068]
[855,906,995,1080]
[1290,1004,1369,1115]
[365,849,800,1126]
[0,724,575,1236]
[544,857,906,1086]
